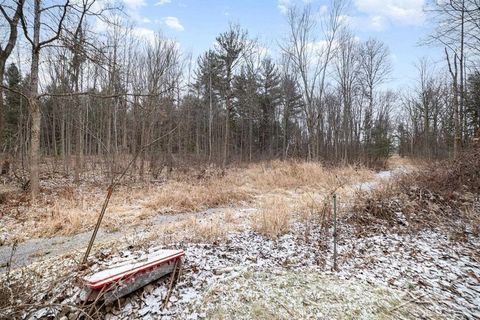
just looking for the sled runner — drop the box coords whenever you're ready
[80,249,184,303]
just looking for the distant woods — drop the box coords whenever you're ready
[0,0,480,200]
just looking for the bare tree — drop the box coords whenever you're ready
[0,0,23,145]
[20,0,98,200]
[334,28,360,161]
[400,61,451,158]
[215,24,249,166]
[426,0,480,155]
[280,0,345,160]
[358,38,392,154]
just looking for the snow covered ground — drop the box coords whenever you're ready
[95,223,479,320]
[2,164,478,319]
[2,219,478,319]
[353,167,408,191]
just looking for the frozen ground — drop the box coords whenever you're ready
[4,164,479,319]
[2,218,479,319]
[89,223,479,320]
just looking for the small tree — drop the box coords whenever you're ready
[214,25,249,165]
[0,0,23,146]
[3,63,24,150]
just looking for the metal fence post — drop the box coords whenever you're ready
[333,193,338,271]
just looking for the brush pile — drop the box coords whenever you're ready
[352,144,480,235]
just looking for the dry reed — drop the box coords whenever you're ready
[251,196,290,240]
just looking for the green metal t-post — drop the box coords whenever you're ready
[333,193,338,271]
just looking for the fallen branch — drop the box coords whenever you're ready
[388,292,428,314]
[163,259,180,310]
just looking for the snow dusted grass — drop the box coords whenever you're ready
[100,223,459,319]
[197,270,428,320]
[2,219,478,319]
[337,229,480,318]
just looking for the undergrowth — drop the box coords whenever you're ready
[352,145,480,236]
[0,160,373,243]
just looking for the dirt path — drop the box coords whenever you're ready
[0,168,404,273]
[0,208,230,272]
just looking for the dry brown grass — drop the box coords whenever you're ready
[351,145,480,233]
[386,154,425,171]
[145,179,251,213]
[141,214,239,244]
[351,183,405,225]
[251,196,290,239]
[295,193,332,224]
[184,217,227,242]
[6,194,129,241]
[223,209,236,224]
[244,160,373,192]
[0,159,376,243]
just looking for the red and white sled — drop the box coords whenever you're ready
[80,249,184,303]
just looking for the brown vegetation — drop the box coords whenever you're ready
[0,160,374,243]
[251,196,290,239]
[245,160,372,192]
[352,145,480,235]
[145,179,251,213]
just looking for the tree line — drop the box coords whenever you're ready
[0,0,479,200]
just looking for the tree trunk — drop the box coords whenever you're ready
[52,104,57,157]
[223,102,229,166]
[74,101,83,183]
[0,62,5,144]
[61,104,66,169]
[208,73,213,162]
[458,0,465,149]
[29,0,42,201]
[446,49,460,158]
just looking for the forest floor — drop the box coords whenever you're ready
[1,155,479,319]
[0,158,395,269]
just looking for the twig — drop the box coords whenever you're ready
[388,292,428,314]
[278,301,295,317]
[5,241,17,283]
[163,259,180,310]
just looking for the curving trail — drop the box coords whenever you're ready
[0,167,405,273]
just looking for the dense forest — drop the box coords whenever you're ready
[0,0,479,200]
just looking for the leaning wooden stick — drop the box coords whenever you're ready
[81,127,178,265]
[163,259,181,310]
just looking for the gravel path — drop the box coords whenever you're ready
[0,208,228,272]
[0,228,117,272]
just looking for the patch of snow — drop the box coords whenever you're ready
[97,223,479,319]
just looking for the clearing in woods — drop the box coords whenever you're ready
[1,159,382,268]
[0,155,479,319]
